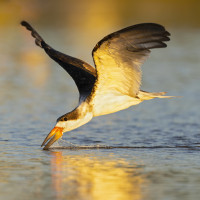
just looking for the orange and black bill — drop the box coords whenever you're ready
[41,127,64,150]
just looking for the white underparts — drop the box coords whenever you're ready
[92,92,141,117]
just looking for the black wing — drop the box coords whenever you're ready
[21,21,96,101]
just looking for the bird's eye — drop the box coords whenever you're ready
[57,116,67,122]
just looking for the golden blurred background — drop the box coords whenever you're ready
[1,0,200,57]
[1,0,199,68]
[1,0,200,65]
[1,0,200,28]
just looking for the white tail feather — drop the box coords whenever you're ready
[137,90,175,100]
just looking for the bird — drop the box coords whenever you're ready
[21,21,172,150]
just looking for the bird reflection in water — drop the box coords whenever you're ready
[50,151,145,200]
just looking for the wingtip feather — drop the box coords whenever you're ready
[21,20,45,48]
[21,20,27,26]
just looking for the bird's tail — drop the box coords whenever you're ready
[21,21,47,49]
[137,90,175,100]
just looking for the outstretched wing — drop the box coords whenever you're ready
[21,21,96,102]
[92,23,170,98]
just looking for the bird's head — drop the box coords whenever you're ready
[41,103,93,150]
[41,115,92,150]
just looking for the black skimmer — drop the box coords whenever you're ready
[21,21,172,150]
